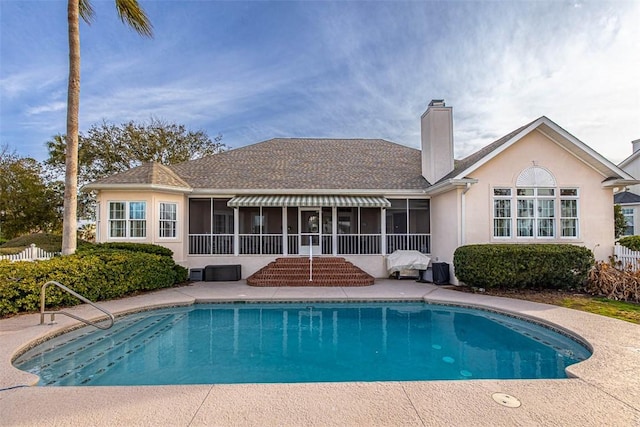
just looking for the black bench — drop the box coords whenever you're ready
[204,265,241,281]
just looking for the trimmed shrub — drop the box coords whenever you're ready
[174,264,189,283]
[0,250,181,317]
[453,244,594,290]
[78,242,174,258]
[618,236,640,252]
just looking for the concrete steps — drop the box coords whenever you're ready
[247,257,374,287]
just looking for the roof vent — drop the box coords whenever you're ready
[428,99,446,107]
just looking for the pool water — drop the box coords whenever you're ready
[14,302,591,386]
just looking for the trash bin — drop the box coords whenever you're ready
[432,262,450,285]
[204,265,241,281]
[189,268,203,281]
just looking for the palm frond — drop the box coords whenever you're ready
[115,0,153,37]
[78,0,95,24]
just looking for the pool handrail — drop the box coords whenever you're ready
[40,280,115,330]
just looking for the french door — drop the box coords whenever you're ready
[299,208,321,255]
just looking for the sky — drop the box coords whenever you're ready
[1,0,639,165]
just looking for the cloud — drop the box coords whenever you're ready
[1,0,638,165]
[0,68,65,100]
[450,2,640,162]
[300,1,639,162]
[26,102,66,116]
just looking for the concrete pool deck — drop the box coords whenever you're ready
[1,280,639,426]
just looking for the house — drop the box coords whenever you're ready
[84,100,637,283]
[615,139,640,236]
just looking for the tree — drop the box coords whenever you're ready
[62,0,153,256]
[47,118,224,186]
[0,147,63,239]
[614,204,627,238]
[47,119,224,218]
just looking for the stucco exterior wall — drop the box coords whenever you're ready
[460,130,614,261]
[178,255,387,279]
[429,189,460,282]
[95,190,188,262]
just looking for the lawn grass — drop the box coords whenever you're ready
[560,296,640,324]
[457,286,640,324]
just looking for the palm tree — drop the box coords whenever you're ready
[62,0,152,255]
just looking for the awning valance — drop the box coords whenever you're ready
[227,195,391,208]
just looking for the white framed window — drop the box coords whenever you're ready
[622,207,634,236]
[96,201,101,241]
[492,185,579,240]
[493,188,512,238]
[109,201,146,238]
[560,189,579,238]
[159,202,177,238]
[537,188,555,237]
[516,188,555,238]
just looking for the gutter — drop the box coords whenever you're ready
[81,183,193,194]
[601,178,640,188]
[425,178,478,196]
[188,188,429,197]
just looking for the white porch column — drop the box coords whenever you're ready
[282,206,288,255]
[332,206,338,255]
[381,207,387,255]
[233,208,239,256]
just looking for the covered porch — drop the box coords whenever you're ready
[187,196,430,257]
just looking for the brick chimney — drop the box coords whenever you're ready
[421,99,454,184]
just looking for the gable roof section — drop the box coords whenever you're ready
[169,138,428,192]
[84,162,191,192]
[437,120,537,182]
[428,116,637,194]
[618,148,640,169]
[614,191,640,205]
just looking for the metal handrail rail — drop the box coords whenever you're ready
[40,281,115,330]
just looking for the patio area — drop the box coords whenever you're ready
[1,280,639,426]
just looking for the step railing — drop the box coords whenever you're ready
[40,281,115,330]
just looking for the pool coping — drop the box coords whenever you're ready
[1,280,639,426]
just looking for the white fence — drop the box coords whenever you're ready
[613,243,640,271]
[0,244,59,262]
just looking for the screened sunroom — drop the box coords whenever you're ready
[187,196,430,256]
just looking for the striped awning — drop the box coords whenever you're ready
[227,195,391,208]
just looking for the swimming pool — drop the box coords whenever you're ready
[14,302,591,386]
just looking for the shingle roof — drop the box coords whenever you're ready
[436,119,537,183]
[88,162,191,188]
[168,138,428,190]
[614,191,640,204]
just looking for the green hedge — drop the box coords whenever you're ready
[0,233,91,253]
[453,244,594,289]
[618,236,640,252]
[78,242,174,257]
[0,247,24,255]
[0,250,184,317]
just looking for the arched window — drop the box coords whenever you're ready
[516,166,556,187]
